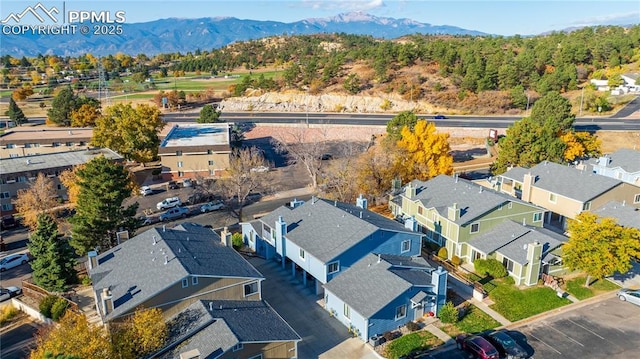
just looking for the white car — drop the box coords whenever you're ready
[0,286,22,302]
[201,200,225,213]
[0,253,29,272]
[160,207,189,222]
[140,186,153,196]
[157,197,182,210]
[618,288,640,306]
[250,166,270,173]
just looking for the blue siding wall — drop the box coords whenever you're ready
[324,289,368,341]
[368,290,424,338]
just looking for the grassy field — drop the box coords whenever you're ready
[489,282,571,322]
[565,276,620,300]
[384,331,443,359]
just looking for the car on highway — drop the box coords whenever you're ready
[456,334,499,359]
[140,186,154,196]
[617,288,640,306]
[483,330,528,359]
[157,197,182,210]
[0,286,22,302]
[201,200,225,213]
[160,207,189,222]
[0,253,30,272]
[434,115,447,119]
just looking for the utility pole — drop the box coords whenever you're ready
[579,87,584,116]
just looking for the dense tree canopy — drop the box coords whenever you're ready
[70,156,138,255]
[396,120,454,181]
[14,173,61,231]
[386,111,418,141]
[197,104,222,123]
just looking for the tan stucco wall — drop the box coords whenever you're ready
[219,341,298,359]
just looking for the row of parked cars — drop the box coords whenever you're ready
[456,330,528,359]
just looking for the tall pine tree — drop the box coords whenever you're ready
[47,86,76,126]
[6,97,27,125]
[70,156,138,255]
[28,214,77,292]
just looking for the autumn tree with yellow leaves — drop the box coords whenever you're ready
[14,173,61,231]
[110,307,168,359]
[561,131,602,162]
[58,167,82,205]
[396,120,454,181]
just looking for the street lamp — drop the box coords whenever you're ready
[525,91,531,116]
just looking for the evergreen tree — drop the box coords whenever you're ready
[47,86,76,126]
[197,104,221,123]
[70,156,138,255]
[386,111,418,141]
[28,214,77,292]
[530,91,575,131]
[6,97,27,125]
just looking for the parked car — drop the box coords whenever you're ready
[250,165,270,173]
[140,186,153,196]
[617,288,640,306]
[0,215,18,230]
[320,153,333,160]
[183,178,194,188]
[137,215,155,227]
[186,192,214,205]
[159,207,189,222]
[483,330,528,359]
[0,253,30,272]
[157,197,182,210]
[167,181,180,190]
[201,200,225,213]
[456,335,499,359]
[0,286,22,302]
[434,115,446,119]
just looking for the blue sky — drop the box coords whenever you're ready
[2,0,639,35]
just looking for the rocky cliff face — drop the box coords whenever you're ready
[219,92,441,114]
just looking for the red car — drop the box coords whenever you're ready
[456,334,499,359]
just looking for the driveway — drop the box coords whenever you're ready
[248,257,379,359]
[608,261,640,289]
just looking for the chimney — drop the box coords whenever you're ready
[356,194,368,210]
[447,203,460,221]
[404,216,417,231]
[405,183,417,198]
[220,227,232,247]
[289,198,304,208]
[87,251,98,270]
[525,241,543,286]
[522,172,534,202]
[101,288,113,316]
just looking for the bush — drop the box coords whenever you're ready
[51,297,69,321]
[405,321,420,332]
[231,233,243,249]
[0,305,19,326]
[81,275,92,286]
[383,331,397,342]
[438,301,459,324]
[473,258,507,278]
[451,255,461,267]
[39,295,58,318]
[503,275,515,285]
[437,247,448,260]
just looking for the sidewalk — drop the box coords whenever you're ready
[470,298,511,326]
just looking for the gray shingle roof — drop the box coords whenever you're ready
[162,300,300,359]
[468,221,566,265]
[260,198,412,263]
[0,148,122,175]
[90,223,263,320]
[401,175,530,225]
[324,253,434,318]
[501,161,622,202]
[602,149,640,173]
[593,201,640,230]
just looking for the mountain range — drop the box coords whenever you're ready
[1,12,486,57]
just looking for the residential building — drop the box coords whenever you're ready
[499,161,640,229]
[0,127,93,158]
[590,149,640,187]
[621,73,640,92]
[159,300,300,359]
[593,201,640,230]
[89,223,300,359]
[0,148,122,215]
[324,254,447,342]
[389,175,546,264]
[241,195,424,296]
[159,123,232,180]
[466,221,567,285]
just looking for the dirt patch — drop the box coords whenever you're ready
[596,131,640,153]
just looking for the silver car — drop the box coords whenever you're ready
[617,288,640,306]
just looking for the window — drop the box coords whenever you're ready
[177,161,183,168]
[244,282,258,296]
[431,212,437,221]
[6,144,15,149]
[498,204,503,210]
[417,206,424,215]
[502,257,514,273]
[232,343,243,352]
[177,171,184,177]
[470,223,479,233]
[207,149,213,155]
[9,154,19,158]
[57,184,62,190]
[181,278,188,288]
[65,142,73,146]
[299,248,305,259]
[53,142,61,147]
[209,169,215,175]
[17,176,27,183]
[533,212,543,222]
[401,240,411,253]
[248,355,263,359]
[344,303,350,319]
[328,261,339,274]
[192,276,198,285]
[208,160,214,166]
[1,204,13,211]
[395,304,407,320]
[635,194,640,204]
[549,193,557,203]
[176,150,182,156]
[582,202,591,211]
[24,143,31,148]
[78,141,85,146]
[508,202,513,209]
[0,192,9,199]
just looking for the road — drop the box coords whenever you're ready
[0,320,39,359]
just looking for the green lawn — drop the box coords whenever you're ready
[565,276,620,300]
[489,283,571,322]
[439,304,500,338]
[384,331,443,359]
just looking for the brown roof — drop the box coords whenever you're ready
[0,127,93,145]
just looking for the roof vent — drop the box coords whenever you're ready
[178,248,181,253]
[334,200,337,206]
[163,225,166,232]
[377,254,381,263]
[359,211,363,219]
[68,130,73,135]
[26,159,31,165]
[209,302,213,311]
[152,236,157,245]
[164,255,168,265]
[219,304,223,310]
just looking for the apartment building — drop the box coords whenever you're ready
[0,127,94,158]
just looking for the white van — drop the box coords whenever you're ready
[157,197,182,210]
